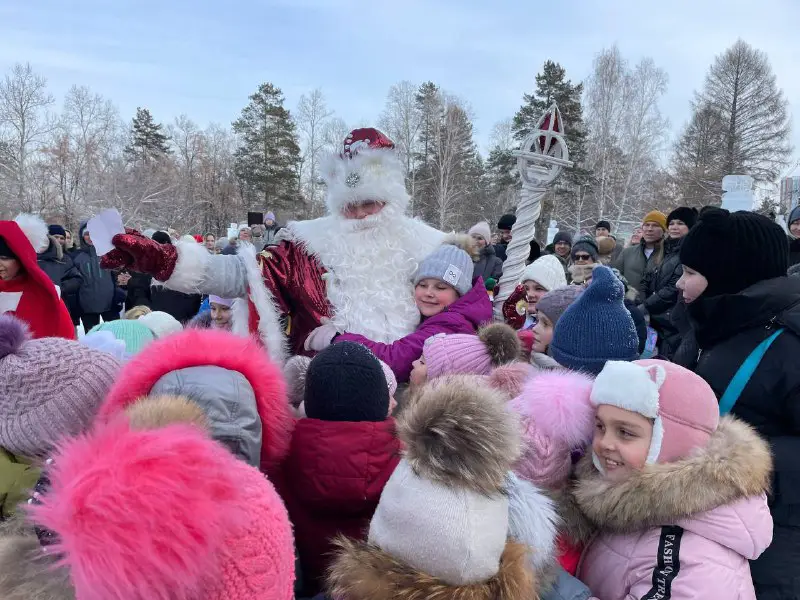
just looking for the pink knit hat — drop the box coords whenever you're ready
[424,323,521,379]
[0,315,121,457]
[29,416,295,599]
[591,359,720,464]
[509,370,595,489]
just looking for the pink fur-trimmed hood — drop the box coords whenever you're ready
[99,328,293,473]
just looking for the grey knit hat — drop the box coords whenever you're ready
[535,286,583,325]
[414,239,475,296]
[0,315,121,457]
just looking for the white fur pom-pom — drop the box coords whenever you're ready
[13,213,50,253]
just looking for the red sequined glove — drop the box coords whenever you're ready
[100,228,178,282]
[502,284,528,330]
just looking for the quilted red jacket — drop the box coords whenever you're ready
[280,418,401,595]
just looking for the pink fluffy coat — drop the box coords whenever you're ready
[509,370,595,489]
[31,420,295,600]
[99,328,293,473]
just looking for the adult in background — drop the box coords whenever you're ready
[203,233,217,253]
[39,224,83,328]
[149,231,202,323]
[595,219,622,264]
[677,207,800,600]
[468,221,502,284]
[788,205,800,267]
[73,223,121,331]
[250,224,267,251]
[263,211,283,247]
[493,213,516,262]
[613,210,666,296]
[642,207,697,359]
[568,234,599,285]
[548,231,573,280]
[37,224,82,309]
[238,225,253,244]
[0,216,75,339]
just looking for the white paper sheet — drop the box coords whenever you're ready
[0,291,22,314]
[86,209,125,256]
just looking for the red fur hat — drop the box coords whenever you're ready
[99,328,293,473]
[29,417,295,600]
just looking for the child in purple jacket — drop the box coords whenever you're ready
[330,235,493,382]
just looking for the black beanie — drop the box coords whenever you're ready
[0,236,16,260]
[667,207,699,230]
[304,341,389,422]
[595,220,612,232]
[497,214,517,230]
[680,208,788,297]
[152,231,172,245]
[48,224,66,237]
[553,231,573,247]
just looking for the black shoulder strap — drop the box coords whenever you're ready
[641,525,684,599]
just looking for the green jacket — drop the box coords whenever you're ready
[0,448,40,520]
[612,240,661,297]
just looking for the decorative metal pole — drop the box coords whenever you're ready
[493,103,573,319]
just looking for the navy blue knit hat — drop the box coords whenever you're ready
[550,266,639,375]
[304,341,389,422]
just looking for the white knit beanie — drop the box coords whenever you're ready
[468,221,492,245]
[368,376,521,586]
[138,311,184,339]
[521,255,567,291]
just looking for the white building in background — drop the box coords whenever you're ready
[779,176,800,213]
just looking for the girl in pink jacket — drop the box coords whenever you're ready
[569,359,773,600]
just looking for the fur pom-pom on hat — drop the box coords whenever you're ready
[511,370,595,449]
[479,322,522,366]
[0,314,29,359]
[399,375,521,495]
[13,213,49,253]
[441,232,480,262]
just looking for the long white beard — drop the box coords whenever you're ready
[288,205,443,343]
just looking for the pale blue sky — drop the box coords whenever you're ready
[2,0,799,167]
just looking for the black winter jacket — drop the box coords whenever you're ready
[789,237,800,268]
[642,237,682,357]
[692,276,800,600]
[493,241,509,262]
[150,284,202,324]
[37,238,82,298]
[473,245,503,284]
[123,271,153,311]
[72,223,117,314]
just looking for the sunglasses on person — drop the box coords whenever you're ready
[574,254,592,261]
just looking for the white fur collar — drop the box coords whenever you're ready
[287,207,444,342]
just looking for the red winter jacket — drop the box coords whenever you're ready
[280,418,401,595]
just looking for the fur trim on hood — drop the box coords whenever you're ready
[399,375,521,495]
[571,417,772,535]
[12,213,49,253]
[124,394,209,431]
[441,232,480,262]
[326,537,536,600]
[0,533,73,600]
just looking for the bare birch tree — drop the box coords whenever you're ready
[379,81,423,197]
[295,89,333,217]
[0,63,54,212]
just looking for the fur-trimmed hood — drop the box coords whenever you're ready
[326,537,536,600]
[568,417,772,540]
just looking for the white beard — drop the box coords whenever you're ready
[287,204,444,343]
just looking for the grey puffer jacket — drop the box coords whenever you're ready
[150,365,262,467]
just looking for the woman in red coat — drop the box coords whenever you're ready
[0,216,75,340]
[281,342,401,596]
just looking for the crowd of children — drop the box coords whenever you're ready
[0,201,798,599]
